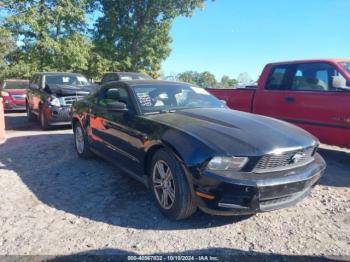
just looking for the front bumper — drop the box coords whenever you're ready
[3,98,26,111]
[45,105,72,125]
[192,153,326,215]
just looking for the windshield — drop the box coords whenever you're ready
[45,75,90,86]
[338,62,350,75]
[132,84,225,113]
[3,80,29,89]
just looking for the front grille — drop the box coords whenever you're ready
[259,194,294,207]
[12,94,26,101]
[61,96,84,106]
[253,147,315,173]
[56,108,71,121]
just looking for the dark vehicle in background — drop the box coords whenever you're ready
[0,79,29,111]
[71,80,326,220]
[100,72,152,85]
[26,72,98,130]
[208,59,350,148]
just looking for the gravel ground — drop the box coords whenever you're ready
[0,112,349,261]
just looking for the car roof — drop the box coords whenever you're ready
[34,72,84,76]
[268,58,350,66]
[117,79,191,87]
[3,79,29,82]
[104,72,148,75]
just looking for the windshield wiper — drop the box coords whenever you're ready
[144,109,177,115]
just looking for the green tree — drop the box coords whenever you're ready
[0,26,16,80]
[177,70,216,88]
[237,72,254,85]
[95,0,207,77]
[3,0,93,75]
[177,70,201,84]
[198,71,216,88]
[221,75,238,87]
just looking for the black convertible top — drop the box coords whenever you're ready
[116,79,191,87]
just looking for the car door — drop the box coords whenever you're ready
[254,62,350,148]
[89,84,144,175]
[28,74,42,115]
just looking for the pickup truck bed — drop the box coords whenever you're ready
[209,87,256,113]
[208,59,350,148]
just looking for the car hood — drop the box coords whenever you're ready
[46,84,99,96]
[145,108,318,156]
[4,89,27,95]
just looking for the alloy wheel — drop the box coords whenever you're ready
[152,160,176,210]
[75,126,85,154]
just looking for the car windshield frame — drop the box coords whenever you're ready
[130,83,225,114]
[45,75,90,86]
[338,62,350,75]
[3,81,29,89]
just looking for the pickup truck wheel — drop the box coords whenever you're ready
[150,149,197,220]
[39,109,50,130]
[26,103,36,122]
[74,123,93,159]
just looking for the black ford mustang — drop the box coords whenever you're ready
[71,80,326,220]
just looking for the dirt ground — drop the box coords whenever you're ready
[0,112,349,261]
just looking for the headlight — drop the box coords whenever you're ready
[1,91,9,97]
[207,156,248,171]
[48,96,61,107]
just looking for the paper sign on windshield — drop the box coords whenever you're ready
[62,77,70,83]
[77,76,87,82]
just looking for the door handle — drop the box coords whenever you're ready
[285,97,295,103]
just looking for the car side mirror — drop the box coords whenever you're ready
[220,99,227,105]
[106,101,128,112]
[29,83,39,89]
[332,75,350,91]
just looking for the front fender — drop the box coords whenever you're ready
[161,128,214,167]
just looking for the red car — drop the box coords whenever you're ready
[0,79,29,111]
[208,59,350,149]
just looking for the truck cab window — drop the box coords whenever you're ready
[266,66,291,90]
[291,63,345,91]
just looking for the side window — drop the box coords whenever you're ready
[99,87,131,108]
[102,74,118,84]
[266,66,293,90]
[101,74,111,84]
[109,74,119,82]
[291,63,345,91]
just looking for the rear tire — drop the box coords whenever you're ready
[26,103,36,122]
[150,149,197,220]
[73,122,93,159]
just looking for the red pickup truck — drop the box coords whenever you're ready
[209,59,350,148]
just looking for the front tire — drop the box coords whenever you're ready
[150,149,197,220]
[39,109,50,130]
[73,122,93,159]
[26,103,36,122]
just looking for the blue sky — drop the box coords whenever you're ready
[162,0,350,81]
